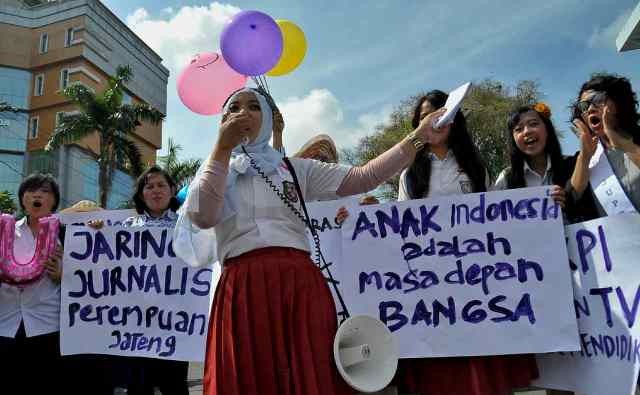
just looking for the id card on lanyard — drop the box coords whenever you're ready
[589,142,636,215]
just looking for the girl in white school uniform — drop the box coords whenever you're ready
[174,87,445,395]
[0,174,64,394]
[494,102,596,224]
[398,90,488,200]
[493,104,593,395]
[393,90,539,395]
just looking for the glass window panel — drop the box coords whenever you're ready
[0,153,24,203]
[0,68,31,109]
[65,147,99,205]
[108,168,134,209]
[0,112,28,151]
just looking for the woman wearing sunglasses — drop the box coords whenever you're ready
[570,73,640,216]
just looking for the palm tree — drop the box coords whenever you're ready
[45,65,165,208]
[0,102,20,115]
[157,137,202,189]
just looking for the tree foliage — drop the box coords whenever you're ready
[0,190,17,214]
[45,65,165,208]
[157,137,202,189]
[0,101,20,115]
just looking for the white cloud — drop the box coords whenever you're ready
[126,2,240,73]
[280,89,392,156]
[125,8,148,26]
[588,8,632,49]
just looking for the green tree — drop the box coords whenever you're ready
[0,101,20,115]
[0,190,17,214]
[465,79,541,178]
[157,137,202,189]
[341,95,418,200]
[45,65,165,208]
[343,79,542,200]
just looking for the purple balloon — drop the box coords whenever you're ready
[221,10,283,76]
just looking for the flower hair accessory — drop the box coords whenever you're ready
[533,102,551,119]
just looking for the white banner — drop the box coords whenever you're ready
[589,143,636,215]
[339,187,579,358]
[307,198,359,322]
[60,225,214,361]
[534,213,640,395]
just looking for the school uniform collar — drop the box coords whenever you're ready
[428,149,454,162]
[15,217,28,236]
[143,209,177,222]
[523,155,552,178]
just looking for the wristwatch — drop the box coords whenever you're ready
[408,132,425,151]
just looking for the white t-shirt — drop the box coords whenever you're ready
[398,150,475,200]
[0,218,61,338]
[215,158,350,263]
[493,156,553,191]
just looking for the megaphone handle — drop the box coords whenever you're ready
[340,344,371,368]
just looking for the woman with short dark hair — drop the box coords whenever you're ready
[118,165,189,395]
[0,173,64,394]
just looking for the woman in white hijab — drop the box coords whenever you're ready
[175,87,444,395]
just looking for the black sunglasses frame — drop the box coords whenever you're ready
[576,91,607,114]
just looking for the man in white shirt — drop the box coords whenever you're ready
[0,173,63,394]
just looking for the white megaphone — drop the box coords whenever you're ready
[333,315,398,393]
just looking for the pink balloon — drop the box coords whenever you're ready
[177,52,247,115]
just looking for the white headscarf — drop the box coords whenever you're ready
[173,88,283,267]
[223,88,283,215]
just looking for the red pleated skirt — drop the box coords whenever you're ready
[203,247,355,395]
[395,354,539,395]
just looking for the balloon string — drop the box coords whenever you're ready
[251,76,264,92]
[251,75,271,97]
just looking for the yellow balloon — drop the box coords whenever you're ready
[266,20,307,77]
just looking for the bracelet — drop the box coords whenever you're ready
[408,132,425,151]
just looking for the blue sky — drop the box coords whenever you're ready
[102,0,640,163]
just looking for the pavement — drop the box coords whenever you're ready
[186,362,548,395]
[188,362,204,395]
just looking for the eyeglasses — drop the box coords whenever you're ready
[575,92,607,114]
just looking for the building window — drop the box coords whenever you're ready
[39,33,49,54]
[29,117,39,139]
[60,69,69,90]
[34,74,44,96]
[64,27,74,47]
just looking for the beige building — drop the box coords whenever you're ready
[617,1,640,52]
[0,0,169,208]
